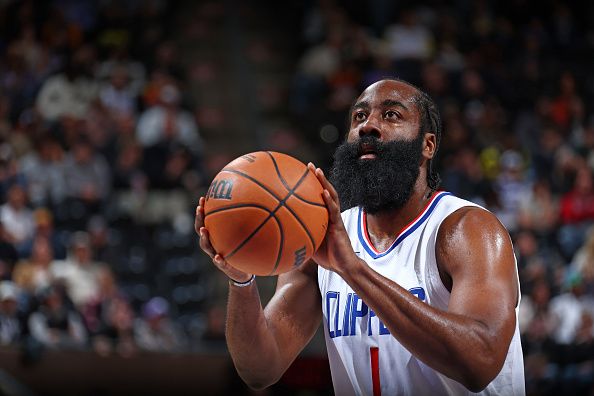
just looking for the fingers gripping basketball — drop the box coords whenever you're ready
[203,152,328,276]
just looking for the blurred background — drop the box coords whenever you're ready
[0,0,593,395]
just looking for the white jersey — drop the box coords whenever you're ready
[318,191,525,396]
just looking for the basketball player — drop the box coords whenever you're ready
[195,79,525,395]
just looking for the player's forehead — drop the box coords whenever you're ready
[353,80,419,111]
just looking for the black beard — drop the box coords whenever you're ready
[329,133,424,214]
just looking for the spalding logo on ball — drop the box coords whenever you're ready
[204,151,329,276]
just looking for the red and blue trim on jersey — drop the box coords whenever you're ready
[357,191,452,259]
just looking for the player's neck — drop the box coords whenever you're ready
[365,182,434,249]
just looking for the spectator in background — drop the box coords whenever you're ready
[519,278,557,395]
[82,101,118,159]
[550,72,580,132]
[109,138,151,223]
[0,43,41,123]
[99,64,138,117]
[383,8,433,83]
[0,184,34,256]
[95,45,146,104]
[0,222,18,281]
[112,138,146,192]
[84,269,137,358]
[35,45,99,122]
[441,146,492,206]
[152,41,186,82]
[547,270,594,394]
[549,271,590,346]
[494,150,532,233]
[518,178,559,241]
[520,278,555,339]
[140,69,174,109]
[86,215,117,265]
[136,83,202,154]
[30,208,66,260]
[28,283,87,349]
[136,83,204,212]
[50,232,107,309]
[91,293,137,358]
[0,146,26,203]
[62,136,111,222]
[134,296,186,353]
[19,135,66,209]
[558,165,594,259]
[384,8,433,62]
[570,228,594,294]
[13,236,54,294]
[291,27,344,117]
[514,229,565,296]
[10,24,45,80]
[149,144,195,190]
[0,281,22,346]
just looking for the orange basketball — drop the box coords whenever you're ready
[203,151,328,276]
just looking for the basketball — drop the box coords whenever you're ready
[203,151,328,276]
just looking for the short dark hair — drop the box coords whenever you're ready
[413,88,442,192]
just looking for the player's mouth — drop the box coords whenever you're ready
[358,143,378,160]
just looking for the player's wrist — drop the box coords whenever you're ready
[335,255,366,281]
[229,274,256,287]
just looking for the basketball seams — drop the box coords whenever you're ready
[204,203,275,218]
[209,156,326,275]
[220,168,284,202]
[221,167,318,252]
[265,151,326,208]
[264,168,316,273]
[267,214,283,276]
[291,193,326,207]
[275,168,317,252]
[223,209,280,261]
[214,169,314,272]
[207,204,283,276]
[264,151,291,191]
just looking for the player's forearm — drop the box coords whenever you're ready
[340,260,504,392]
[225,282,285,389]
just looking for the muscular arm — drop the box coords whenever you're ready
[340,207,518,391]
[225,260,322,389]
[195,197,322,390]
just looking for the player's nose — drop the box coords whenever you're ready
[358,112,381,139]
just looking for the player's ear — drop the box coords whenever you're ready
[423,133,436,160]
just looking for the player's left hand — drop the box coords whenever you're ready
[308,163,362,275]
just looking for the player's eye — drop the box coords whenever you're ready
[353,111,367,121]
[384,110,400,119]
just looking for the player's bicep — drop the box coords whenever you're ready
[437,208,518,338]
[263,260,321,365]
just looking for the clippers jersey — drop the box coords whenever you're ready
[318,192,525,396]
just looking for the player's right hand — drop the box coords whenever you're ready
[195,197,253,283]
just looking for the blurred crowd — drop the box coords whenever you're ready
[288,1,594,395]
[0,0,219,361]
[0,0,593,394]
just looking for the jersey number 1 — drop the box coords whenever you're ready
[370,347,381,396]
